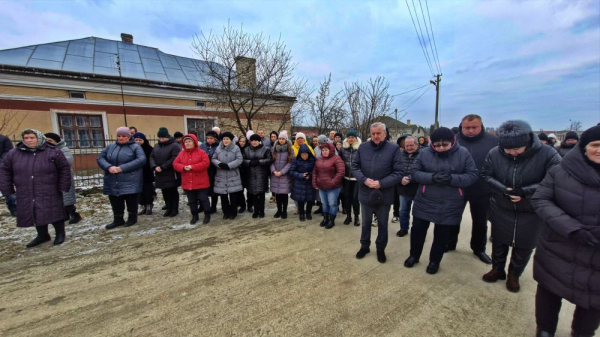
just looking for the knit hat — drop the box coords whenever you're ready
[579,125,600,149]
[279,130,289,141]
[246,130,254,139]
[132,132,146,140]
[44,132,61,143]
[296,132,306,141]
[221,131,234,141]
[317,134,328,144]
[548,133,557,140]
[212,126,221,134]
[498,120,532,149]
[346,128,358,138]
[157,127,170,138]
[538,133,549,142]
[250,134,262,142]
[430,127,455,143]
[173,131,184,139]
[565,131,579,141]
[206,130,218,139]
[116,126,131,137]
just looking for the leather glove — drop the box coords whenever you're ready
[218,163,229,170]
[570,229,598,247]
[250,159,259,167]
[506,187,525,197]
[432,173,452,185]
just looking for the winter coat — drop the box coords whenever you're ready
[290,144,317,202]
[481,135,561,249]
[313,143,345,191]
[341,138,361,180]
[53,140,77,206]
[292,140,315,157]
[0,134,13,163]
[212,141,243,194]
[270,142,292,194]
[173,134,210,191]
[138,139,155,184]
[97,140,146,196]
[457,128,499,196]
[411,140,479,225]
[531,147,600,310]
[0,142,71,227]
[557,143,575,158]
[237,143,250,189]
[150,138,181,189]
[243,144,272,194]
[200,141,219,194]
[351,140,403,206]
[398,148,420,197]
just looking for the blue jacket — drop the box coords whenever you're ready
[411,141,478,225]
[289,144,317,202]
[98,140,146,196]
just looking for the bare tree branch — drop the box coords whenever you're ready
[343,76,394,139]
[0,110,28,137]
[307,74,346,136]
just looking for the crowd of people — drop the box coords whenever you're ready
[0,116,599,337]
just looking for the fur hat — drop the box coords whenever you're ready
[173,131,184,138]
[346,128,358,138]
[565,131,579,141]
[295,132,306,141]
[157,127,170,138]
[498,120,532,149]
[132,132,146,140]
[250,134,262,142]
[279,130,289,141]
[221,131,234,141]
[579,125,600,149]
[430,127,454,143]
[44,132,61,143]
[116,126,131,137]
[206,130,218,139]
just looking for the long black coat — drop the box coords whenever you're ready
[243,144,272,194]
[398,149,420,196]
[0,134,13,163]
[0,142,71,227]
[481,136,561,249]
[531,147,600,310]
[457,128,498,196]
[150,138,181,189]
[411,142,478,225]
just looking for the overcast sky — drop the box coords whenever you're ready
[1,0,598,131]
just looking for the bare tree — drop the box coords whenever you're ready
[344,76,394,139]
[191,23,304,135]
[570,120,583,132]
[307,74,346,136]
[0,110,28,137]
[275,79,309,132]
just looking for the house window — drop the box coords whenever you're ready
[58,113,104,148]
[69,91,86,99]
[187,118,215,143]
[196,101,206,107]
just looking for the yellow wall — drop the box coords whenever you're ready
[0,85,68,99]
[0,109,53,138]
[116,115,186,138]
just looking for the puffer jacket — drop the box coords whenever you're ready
[98,139,146,196]
[243,144,272,194]
[313,143,345,190]
[53,140,77,206]
[0,134,13,163]
[173,134,210,191]
[556,143,575,157]
[481,135,561,249]
[531,147,600,310]
[150,138,181,189]
[270,141,292,194]
[457,126,498,196]
[398,148,420,196]
[290,144,317,202]
[411,139,478,225]
[0,141,71,227]
[212,141,243,194]
[341,137,361,180]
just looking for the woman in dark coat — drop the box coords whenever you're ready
[481,120,561,293]
[98,127,146,229]
[0,129,71,247]
[200,130,219,213]
[289,144,317,221]
[531,125,600,337]
[404,127,478,275]
[341,128,362,226]
[133,132,155,215]
[243,134,272,218]
[236,135,251,213]
[270,131,292,219]
[556,131,579,157]
[150,127,182,217]
[312,142,345,229]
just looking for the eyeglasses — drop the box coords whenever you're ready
[433,141,451,147]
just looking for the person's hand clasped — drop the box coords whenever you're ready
[432,173,452,185]
[155,166,163,173]
[401,176,410,186]
[108,166,121,174]
[365,178,381,189]
[506,187,522,203]
[184,165,192,171]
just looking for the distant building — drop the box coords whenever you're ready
[370,116,426,140]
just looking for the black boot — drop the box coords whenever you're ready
[145,204,153,215]
[343,214,352,225]
[68,207,82,224]
[325,215,336,229]
[320,213,330,227]
[138,205,147,215]
[106,215,125,230]
[314,205,323,214]
[203,212,211,224]
[354,214,360,226]
[210,196,218,214]
[306,205,313,220]
[124,213,138,227]
[163,199,172,216]
[53,222,66,245]
[26,225,51,248]
[190,212,199,225]
[299,212,305,222]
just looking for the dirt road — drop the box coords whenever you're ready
[0,193,574,336]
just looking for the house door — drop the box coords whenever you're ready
[187,118,215,143]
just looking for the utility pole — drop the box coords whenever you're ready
[430,74,441,131]
[116,54,128,127]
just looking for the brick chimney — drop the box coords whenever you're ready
[235,56,256,89]
[407,119,411,126]
[121,33,133,44]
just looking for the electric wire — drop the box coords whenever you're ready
[392,83,430,97]
[410,0,436,76]
[405,0,435,77]
[397,85,432,112]
[425,0,442,74]
[419,0,441,74]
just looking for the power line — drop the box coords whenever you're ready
[392,83,430,97]
[419,0,441,74]
[398,85,432,112]
[411,0,437,76]
[405,0,435,77]
[425,0,442,74]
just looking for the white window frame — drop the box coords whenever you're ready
[183,115,218,135]
[50,109,109,146]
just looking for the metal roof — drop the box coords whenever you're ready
[0,37,219,87]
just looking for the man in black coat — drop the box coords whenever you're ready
[352,122,403,263]
[0,133,16,216]
[396,136,420,237]
[454,114,498,264]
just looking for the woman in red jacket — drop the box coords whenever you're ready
[312,142,345,229]
[173,134,211,225]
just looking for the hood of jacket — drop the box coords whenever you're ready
[319,142,336,158]
[343,137,361,150]
[181,134,199,151]
[297,144,315,160]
